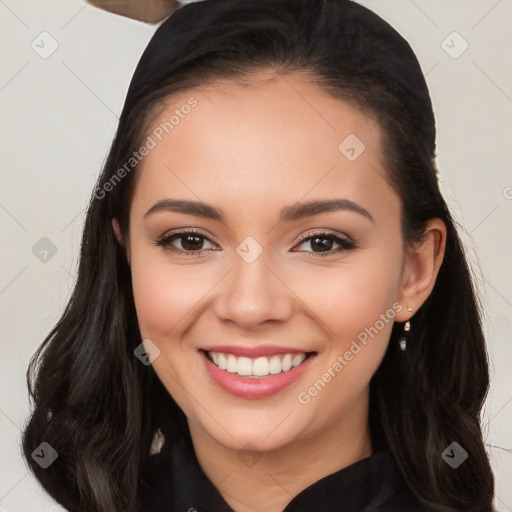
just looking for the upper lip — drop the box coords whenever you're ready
[201,344,315,358]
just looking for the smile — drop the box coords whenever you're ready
[206,351,308,377]
[200,348,316,399]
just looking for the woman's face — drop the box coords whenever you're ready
[125,71,413,452]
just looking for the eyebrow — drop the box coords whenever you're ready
[144,198,374,223]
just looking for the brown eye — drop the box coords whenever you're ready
[155,230,217,256]
[293,232,357,259]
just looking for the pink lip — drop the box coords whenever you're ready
[201,344,309,358]
[200,350,315,399]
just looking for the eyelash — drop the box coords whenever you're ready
[154,228,358,259]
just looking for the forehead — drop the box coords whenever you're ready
[131,72,400,228]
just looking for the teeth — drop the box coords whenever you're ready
[253,357,269,376]
[282,354,292,372]
[237,357,253,376]
[218,353,227,370]
[269,355,282,374]
[226,354,237,373]
[292,354,305,367]
[208,351,307,377]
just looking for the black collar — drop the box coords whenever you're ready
[139,428,428,512]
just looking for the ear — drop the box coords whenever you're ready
[395,218,447,322]
[112,218,131,264]
[112,218,122,244]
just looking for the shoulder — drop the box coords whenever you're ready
[364,451,432,512]
[375,493,433,512]
[365,451,432,512]
[138,450,172,511]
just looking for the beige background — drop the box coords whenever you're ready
[0,0,511,510]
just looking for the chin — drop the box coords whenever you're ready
[188,398,314,453]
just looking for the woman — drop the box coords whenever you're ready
[22,1,496,511]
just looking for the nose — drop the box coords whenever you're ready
[213,249,294,329]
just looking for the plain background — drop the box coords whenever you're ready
[0,0,511,510]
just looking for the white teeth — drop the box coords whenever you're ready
[269,355,282,374]
[207,351,308,377]
[292,354,306,367]
[218,353,227,370]
[281,354,292,372]
[237,356,253,376]
[226,354,237,373]
[252,357,269,376]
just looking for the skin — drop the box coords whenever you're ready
[113,70,446,512]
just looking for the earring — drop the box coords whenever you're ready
[399,319,411,351]
[149,428,165,456]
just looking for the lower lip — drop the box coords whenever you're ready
[201,351,315,399]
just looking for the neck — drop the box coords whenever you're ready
[187,390,373,512]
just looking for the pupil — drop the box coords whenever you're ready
[312,237,332,252]
[179,235,334,252]
[183,235,202,250]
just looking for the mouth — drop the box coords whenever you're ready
[201,349,315,378]
[199,347,317,398]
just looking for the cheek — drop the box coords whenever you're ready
[293,253,401,397]
[130,245,209,337]
[293,257,401,340]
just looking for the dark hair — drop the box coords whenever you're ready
[22,1,495,511]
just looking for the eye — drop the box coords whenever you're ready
[292,231,357,259]
[155,229,218,256]
[154,229,358,259]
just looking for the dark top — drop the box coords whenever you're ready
[138,426,431,512]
